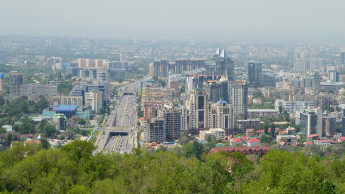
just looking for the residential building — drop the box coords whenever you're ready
[60,96,83,106]
[228,80,248,119]
[237,119,260,134]
[159,104,182,142]
[208,101,234,133]
[19,84,57,97]
[276,135,298,146]
[184,89,209,133]
[200,128,225,141]
[247,138,261,147]
[247,109,279,119]
[203,77,228,103]
[145,118,166,143]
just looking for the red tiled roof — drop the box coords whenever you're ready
[309,134,319,138]
[279,131,287,134]
[339,137,345,141]
[209,146,270,153]
[248,139,261,143]
[332,141,339,143]
[304,141,313,145]
[256,130,264,133]
[315,140,331,142]
[139,117,145,121]
[231,138,241,142]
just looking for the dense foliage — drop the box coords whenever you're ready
[0,140,343,193]
[0,96,48,126]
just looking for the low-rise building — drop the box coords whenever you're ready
[200,128,225,141]
[247,138,261,147]
[247,109,278,119]
[237,119,260,134]
[276,135,298,146]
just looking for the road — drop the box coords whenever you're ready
[95,80,141,154]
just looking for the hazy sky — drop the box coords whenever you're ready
[1,0,345,40]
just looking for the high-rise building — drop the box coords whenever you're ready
[145,118,166,143]
[228,80,248,119]
[0,73,4,92]
[247,62,262,88]
[213,48,235,81]
[159,104,182,142]
[208,101,234,134]
[53,114,67,131]
[184,89,209,133]
[322,116,336,137]
[85,91,103,113]
[120,53,127,62]
[328,70,339,82]
[294,59,310,72]
[152,60,169,78]
[297,107,322,137]
[340,52,345,65]
[203,77,228,103]
[10,71,23,96]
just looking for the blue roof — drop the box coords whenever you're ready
[56,105,78,112]
[220,100,227,103]
[0,73,3,79]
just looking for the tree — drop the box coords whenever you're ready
[41,138,51,149]
[78,118,86,126]
[152,76,158,81]
[260,134,271,144]
[182,141,204,160]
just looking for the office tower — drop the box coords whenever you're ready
[228,80,248,119]
[328,70,339,82]
[294,59,310,72]
[185,89,209,133]
[0,73,4,92]
[213,48,235,81]
[322,116,336,137]
[145,118,166,142]
[85,91,103,113]
[120,53,127,62]
[9,71,23,96]
[53,114,67,131]
[297,107,322,137]
[340,52,345,65]
[203,77,228,103]
[108,69,126,81]
[247,62,262,88]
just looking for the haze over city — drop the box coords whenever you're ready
[1,0,345,40]
[2,0,345,193]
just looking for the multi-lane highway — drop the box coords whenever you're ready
[95,80,140,154]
